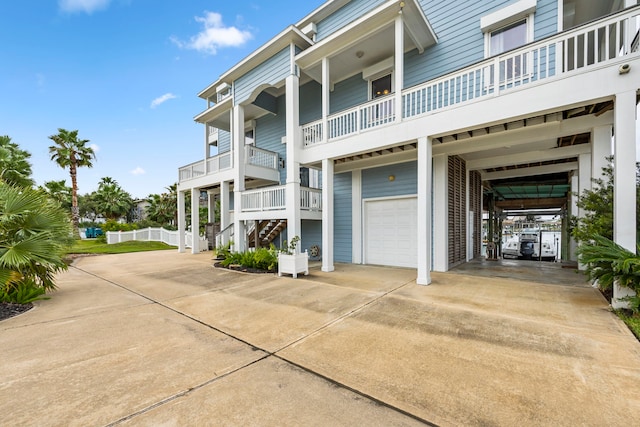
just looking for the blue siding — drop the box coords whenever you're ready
[299,80,322,125]
[255,95,287,184]
[301,220,322,260]
[330,73,368,114]
[218,130,231,153]
[534,1,558,40]
[405,0,558,88]
[334,172,352,263]
[362,161,417,199]
[316,0,386,41]
[235,47,291,104]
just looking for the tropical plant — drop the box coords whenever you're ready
[577,235,640,312]
[0,280,48,304]
[0,183,73,301]
[280,236,300,255]
[220,246,278,271]
[39,180,73,210]
[571,157,640,244]
[48,128,96,237]
[0,135,34,188]
[93,177,133,221]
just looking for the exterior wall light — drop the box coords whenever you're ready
[619,63,630,75]
[388,175,396,181]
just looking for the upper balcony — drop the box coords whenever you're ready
[178,145,280,184]
[301,6,640,147]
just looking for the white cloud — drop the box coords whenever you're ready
[130,167,145,176]
[171,11,253,55]
[150,93,177,109]
[59,0,110,14]
[90,143,100,152]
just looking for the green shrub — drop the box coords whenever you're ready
[577,234,640,312]
[0,279,48,304]
[219,246,278,272]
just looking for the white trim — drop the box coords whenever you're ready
[352,170,362,263]
[362,57,394,80]
[368,72,394,101]
[480,0,537,32]
[483,15,534,57]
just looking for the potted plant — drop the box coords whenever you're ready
[277,236,309,278]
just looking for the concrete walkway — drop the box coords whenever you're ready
[1,251,639,426]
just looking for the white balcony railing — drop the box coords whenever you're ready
[246,145,279,170]
[178,161,205,181]
[240,186,322,213]
[179,146,278,183]
[208,126,219,143]
[242,185,286,212]
[300,187,322,211]
[302,6,640,147]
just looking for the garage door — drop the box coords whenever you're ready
[364,197,417,268]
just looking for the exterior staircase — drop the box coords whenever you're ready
[247,219,287,248]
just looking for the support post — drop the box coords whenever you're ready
[417,137,432,285]
[322,158,334,272]
[394,14,404,123]
[233,104,246,252]
[433,154,448,271]
[191,188,200,254]
[612,90,637,308]
[285,70,301,242]
[177,190,186,253]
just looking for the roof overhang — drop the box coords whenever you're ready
[198,26,314,100]
[296,0,437,83]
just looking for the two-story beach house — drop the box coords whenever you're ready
[177,0,639,304]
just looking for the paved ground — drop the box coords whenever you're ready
[1,251,639,426]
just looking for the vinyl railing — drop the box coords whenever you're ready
[178,161,205,181]
[240,186,322,212]
[241,185,286,212]
[246,145,278,169]
[106,227,208,251]
[302,7,640,147]
[300,187,322,211]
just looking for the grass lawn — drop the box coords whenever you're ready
[617,311,640,341]
[68,239,177,255]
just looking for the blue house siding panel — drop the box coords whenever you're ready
[218,130,231,153]
[362,161,417,199]
[406,0,558,88]
[299,80,322,125]
[330,74,368,114]
[301,220,322,259]
[235,47,290,104]
[534,1,558,40]
[334,172,352,263]
[316,0,386,41]
[255,95,287,184]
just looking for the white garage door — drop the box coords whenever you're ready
[364,197,417,268]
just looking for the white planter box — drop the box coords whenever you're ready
[278,251,309,278]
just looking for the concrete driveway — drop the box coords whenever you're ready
[1,251,639,426]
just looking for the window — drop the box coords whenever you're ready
[245,129,254,145]
[371,74,392,99]
[489,19,527,56]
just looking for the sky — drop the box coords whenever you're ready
[0,0,324,199]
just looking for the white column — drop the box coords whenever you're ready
[322,57,330,144]
[233,104,246,252]
[613,90,637,308]
[285,72,301,241]
[433,154,448,272]
[577,153,592,217]
[204,124,209,174]
[351,170,362,264]
[322,158,334,272]
[569,172,578,262]
[207,190,215,223]
[191,188,200,254]
[220,180,230,245]
[394,14,404,123]
[417,137,432,285]
[177,190,186,253]
[591,125,612,182]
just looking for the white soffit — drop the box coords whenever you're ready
[480,0,537,32]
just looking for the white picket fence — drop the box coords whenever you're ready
[106,227,209,251]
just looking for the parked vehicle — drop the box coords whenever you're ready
[502,230,556,262]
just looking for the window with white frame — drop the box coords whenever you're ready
[481,0,536,84]
[370,73,392,99]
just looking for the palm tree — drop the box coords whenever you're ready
[94,177,133,221]
[0,182,73,294]
[39,180,72,211]
[0,135,34,188]
[48,129,95,237]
